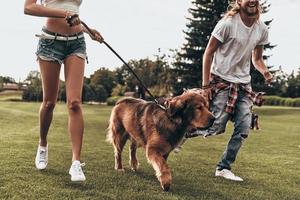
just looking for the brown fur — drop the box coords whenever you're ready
[107,90,214,191]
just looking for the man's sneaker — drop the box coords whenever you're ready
[173,137,187,153]
[69,160,86,182]
[185,130,209,138]
[35,145,48,170]
[215,169,243,181]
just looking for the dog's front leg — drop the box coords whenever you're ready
[146,147,172,191]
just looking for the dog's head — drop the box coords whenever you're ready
[165,89,215,132]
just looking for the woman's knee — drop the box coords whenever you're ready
[67,99,82,112]
[42,101,56,112]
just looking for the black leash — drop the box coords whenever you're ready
[80,21,167,110]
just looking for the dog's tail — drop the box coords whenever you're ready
[106,107,116,144]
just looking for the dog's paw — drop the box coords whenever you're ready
[131,163,140,171]
[159,173,172,192]
[161,182,171,192]
[130,160,140,171]
[115,168,125,172]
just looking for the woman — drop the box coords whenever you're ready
[24,0,103,181]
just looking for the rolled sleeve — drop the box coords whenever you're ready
[211,18,231,43]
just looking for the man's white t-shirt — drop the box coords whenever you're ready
[211,13,269,84]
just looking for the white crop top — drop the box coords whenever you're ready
[41,0,82,14]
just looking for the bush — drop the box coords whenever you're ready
[92,85,108,102]
[22,86,43,102]
[106,96,123,106]
[263,96,300,107]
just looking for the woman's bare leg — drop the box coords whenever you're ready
[39,60,61,147]
[64,55,85,161]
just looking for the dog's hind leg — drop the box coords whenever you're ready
[146,146,172,191]
[129,139,139,171]
[108,119,128,171]
[113,132,128,172]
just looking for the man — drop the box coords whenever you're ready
[186,0,273,181]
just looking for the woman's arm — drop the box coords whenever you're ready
[81,25,104,43]
[252,45,273,84]
[24,0,69,18]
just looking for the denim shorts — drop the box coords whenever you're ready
[36,29,87,65]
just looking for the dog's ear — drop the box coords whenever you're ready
[166,98,185,117]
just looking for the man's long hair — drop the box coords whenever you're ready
[225,0,262,21]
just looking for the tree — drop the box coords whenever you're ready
[115,56,173,98]
[284,68,300,98]
[22,70,43,101]
[58,81,66,102]
[82,77,95,102]
[90,67,116,98]
[250,0,276,93]
[0,76,15,84]
[265,66,288,96]
[172,0,228,94]
[92,84,108,102]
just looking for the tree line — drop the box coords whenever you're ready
[1,0,299,101]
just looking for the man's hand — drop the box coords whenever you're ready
[202,85,212,101]
[263,71,273,85]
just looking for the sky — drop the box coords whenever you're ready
[0,0,299,82]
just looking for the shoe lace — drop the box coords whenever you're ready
[73,162,86,175]
[39,149,47,162]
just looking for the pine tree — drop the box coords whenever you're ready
[172,0,228,94]
[173,0,274,95]
[250,1,276,93]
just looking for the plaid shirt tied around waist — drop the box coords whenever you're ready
[210,75,265,114]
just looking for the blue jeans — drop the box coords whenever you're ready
[36,29,87,65]
[193,89,253,170]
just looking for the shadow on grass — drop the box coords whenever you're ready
[38,168,94,191]
[120,167,229,199]
[171,176,243,200]
[126,169,157,182]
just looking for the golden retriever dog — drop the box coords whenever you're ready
[107,90,214,191]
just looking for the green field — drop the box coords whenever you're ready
[0,100,299,200]
[0,91,23,101]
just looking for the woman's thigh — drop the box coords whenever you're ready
[39,60,61,101]
[64,55,85,101]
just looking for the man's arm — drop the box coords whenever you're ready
[252,45,273,84]
[202,36,222,99]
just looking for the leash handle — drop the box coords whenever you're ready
[81,21,166,110]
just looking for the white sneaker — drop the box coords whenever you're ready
[215,169,243,181]
[69,160,86,182]
[173,146,182,153]
[35,145,48,170]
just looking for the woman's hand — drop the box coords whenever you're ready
[88,29,104,43]
[66,14,81,27]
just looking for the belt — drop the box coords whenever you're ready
[35,29,84,41]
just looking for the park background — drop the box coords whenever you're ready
[0,0,299,199]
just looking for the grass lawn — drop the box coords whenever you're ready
[0,101,299,200]
[0,91,23,101]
